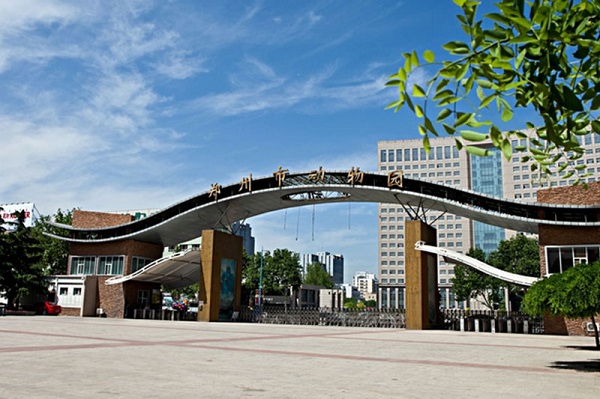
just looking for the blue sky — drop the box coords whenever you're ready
[1,0,511,283]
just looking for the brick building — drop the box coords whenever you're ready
[537,182,600,336]
[57,210,164,318]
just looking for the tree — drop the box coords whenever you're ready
[487,234,540,309]
[303,262,334,288]
[452,247,502,310]
[0,211,47,309]
[30,209,74,275]
[242,249,302,296]
[386,0,600,185]
[522,261,600,348]
[452,236,540,310]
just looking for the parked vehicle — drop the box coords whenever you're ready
[34,301,62,316]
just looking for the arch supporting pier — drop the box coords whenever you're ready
[405,220,441,330]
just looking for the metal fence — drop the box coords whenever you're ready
[238,306,406,328]
[442,309,544,334]
[237,306,542,334]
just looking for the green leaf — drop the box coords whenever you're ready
[415,104,424,118]
[385,100,402,111]
[442,123,456,135]
[436,108,452,122]
[560,86,584,111]
[433,89,454,101]
[385,79,401,87]
[501,106,513,122]
[413,84,426,98]
[423,135,431,153]
[500,138,512,160]
[410,51,419,67]
[465,145,491,157]
[442,41,470,54]
[423,50,435,63]
[424,117,437,135]
[459,130,488,142]
[454,112,473,127]
[484,12,510,26]
[591,120,600,134]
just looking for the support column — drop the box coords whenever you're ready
[405,220,440,330]
[197,230,243,322]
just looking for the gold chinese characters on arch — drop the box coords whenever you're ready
[273,166,289,187]
[209,183,222,200]
[387,170,403,188]
[308,166,325,182]
[347,166,364,185]
[239,174,252,192]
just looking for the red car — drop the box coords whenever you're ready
[34,301,62,316]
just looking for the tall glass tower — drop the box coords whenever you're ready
[470,147,505,255]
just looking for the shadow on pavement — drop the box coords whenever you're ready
[550,360,600,373]
[562,345,600,351]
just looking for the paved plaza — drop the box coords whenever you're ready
[0,316,598,398]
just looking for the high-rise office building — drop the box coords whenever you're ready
[377,132,600,309]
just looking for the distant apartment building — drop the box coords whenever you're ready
[377,132,600,310]
[352,271,378,299]
[300,252,344,285]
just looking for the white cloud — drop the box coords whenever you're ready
[155,52,207,79]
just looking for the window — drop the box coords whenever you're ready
[70,256,95,275]
[396,149,402,162]
[59,287,68,295]
[546,246,600,274]
[74,288,82,296]
[388,149,395,162]
[404,148,411,161]
[97,256,125,275]
[380,149,387,162]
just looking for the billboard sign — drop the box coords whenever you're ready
[1,202,35,231]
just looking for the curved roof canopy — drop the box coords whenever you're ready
[105,250,200,289]
[48,170,600,246]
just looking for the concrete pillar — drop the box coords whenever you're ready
[405,220,440,330]
[197,230,243,322]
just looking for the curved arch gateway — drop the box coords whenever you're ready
[48,170,600,245]
[48,169,600,330]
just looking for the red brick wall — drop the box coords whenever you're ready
[72,210,133,228]
[537,181,600,205]
[537,181,600,336]
[97,276,125,318]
